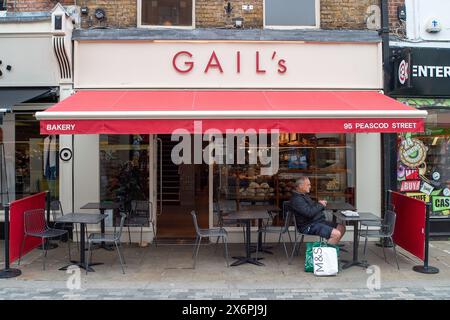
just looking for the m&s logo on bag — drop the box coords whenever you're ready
[313,247,324,273]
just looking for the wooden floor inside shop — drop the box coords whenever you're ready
[156,190,209,241]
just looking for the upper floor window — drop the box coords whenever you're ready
[264,0,320,29]
[139,0,194,28]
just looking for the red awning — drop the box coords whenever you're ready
[36,90,427,134]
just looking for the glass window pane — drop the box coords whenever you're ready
[0,113,59,208]
[265,0,316,27]
[398,110,450,218]
[100,135,149,226]
[141,0,192,26]
[213,133,356,227]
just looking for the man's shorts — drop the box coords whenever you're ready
[301,220,338,239]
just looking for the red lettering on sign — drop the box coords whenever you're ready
[236,51,241,74]
[204,51,224,73]
[400,180,421,192]
[173,51,194,73]
[278,59,287,74]
[256,51,266,74]
[405,169,419,180]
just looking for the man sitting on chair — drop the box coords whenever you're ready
[290,176,346,245]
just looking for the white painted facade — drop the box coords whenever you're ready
[65,39,384,242]
[406,0,450,43]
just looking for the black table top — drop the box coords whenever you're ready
[326,202,356,211]
[80,202,120,210]
[332,211,380,222]
[55,213,106,224]
[223,210,270,221]
[240,205,281,212]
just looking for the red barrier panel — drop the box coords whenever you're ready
[9,192,47,263]
[391,191,426,261]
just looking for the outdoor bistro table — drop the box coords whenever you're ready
[55,213,106,272]
[331,211,381,269]
[223,210,270,266]
[327,202,356,253]
[80,202,120,250]
[241,205,281,255]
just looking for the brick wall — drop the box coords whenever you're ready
[196,0,263,28]
[321,0,380,29]
[6,0,390,30]
[388,0,406,36]
[6,0,74,12]
[76,0,136,28]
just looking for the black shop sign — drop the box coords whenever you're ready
[390,47,450,97]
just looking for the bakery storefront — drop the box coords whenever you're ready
[35,32,426,243]
[390,46,450,237]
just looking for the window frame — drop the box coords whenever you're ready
[263,0,320,30]
[137,0,195,29]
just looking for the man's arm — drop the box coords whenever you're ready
[291,194,325,219]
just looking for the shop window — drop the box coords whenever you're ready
[0,113,59,208]
[139,0,193,28]
[99,135,150,227]
[213,133,355,227]
[0,1,6,11]
[397,109,450,218]
[264,0,320,29]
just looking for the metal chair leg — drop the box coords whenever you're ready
[281,233,289,260]
[18,235,27,265]
[255,232,260,261]
[115,241,125,274]
[75,224,79,252]
[222,236,229,267]
[42,238,46,270]
[363,233,368,256]
[381,239,387,262]
[86,241,92,275]
[118,242,126,265]
[193,236,202,269]
[151,222,157,247]
[128,226,132,245]
[287,229,292,244]
[192,236,200,258]
[289,237,299,265]
[296,235,305,256]
[391,237,400,270]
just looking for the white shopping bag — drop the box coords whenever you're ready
[312,246,338,276]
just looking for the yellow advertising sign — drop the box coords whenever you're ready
[406,192,430,203]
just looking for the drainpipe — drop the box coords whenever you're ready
[381,0,396,215]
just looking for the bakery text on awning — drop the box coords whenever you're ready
[35,90,427,134]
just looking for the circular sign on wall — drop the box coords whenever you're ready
[60,148,73,161]
[432,172,441,181]
[444,188,450,197]
[398,60,409,85]
[399,138,427,168]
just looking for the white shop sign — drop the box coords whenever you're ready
[74,41,382,89]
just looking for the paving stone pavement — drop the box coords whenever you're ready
[0,286,450,300]
[2,241,450,300]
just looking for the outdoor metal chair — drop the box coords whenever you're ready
[191,210,229,269]
[87,212,127,274]
[361,210,400,270]
[213,199,245,246]
[256,204,292,260]
[19,208,71,270]
[124,200,156,246]
[287,202,323,265]
[50,200,80,246]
